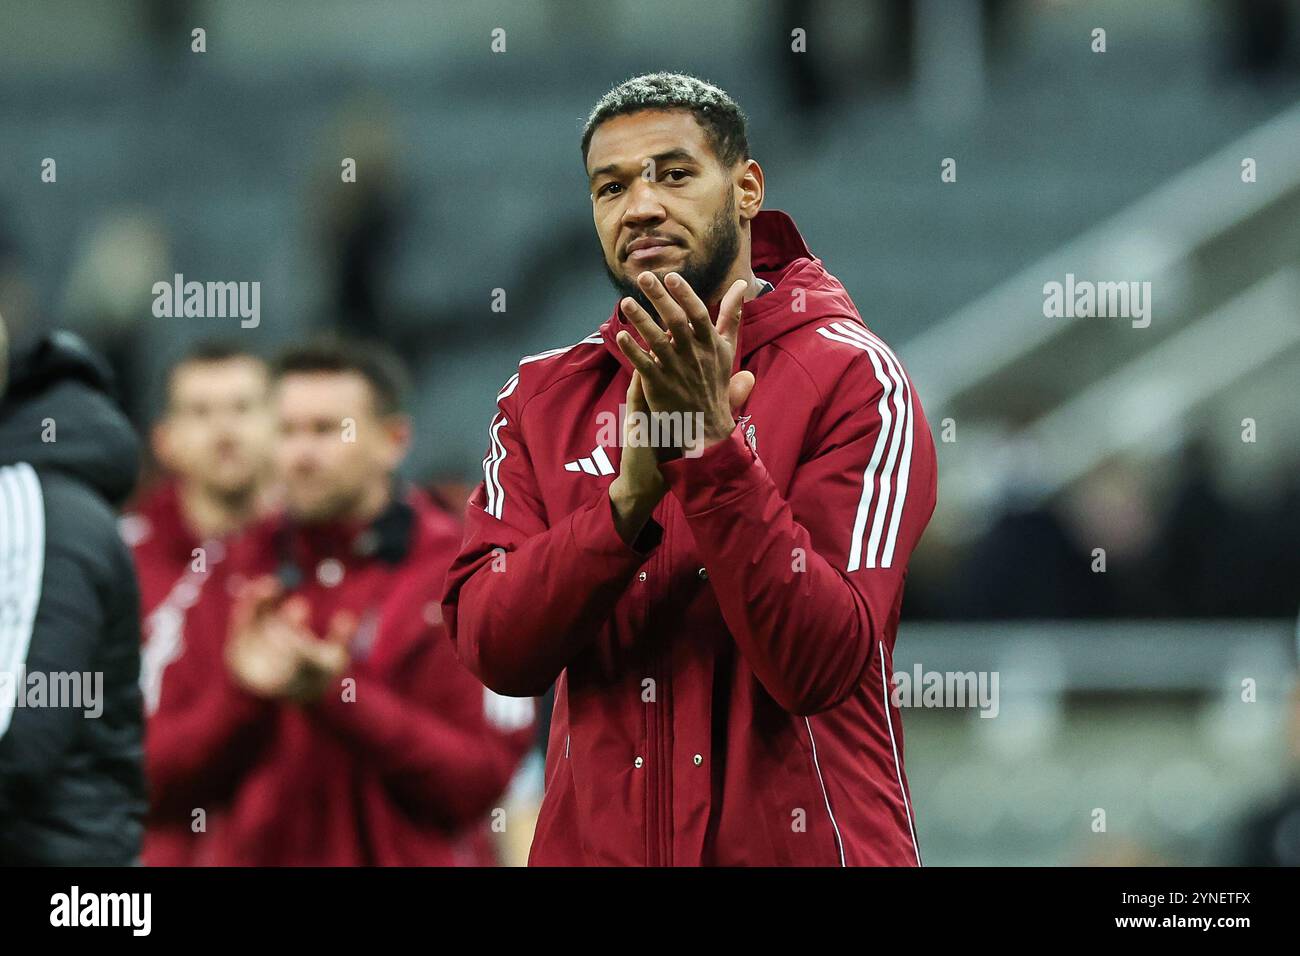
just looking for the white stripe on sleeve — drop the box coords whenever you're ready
[483,414,509,519]
[831,321,915,569]
[0,463,46,739]
[480,335,604,521]
[815,322,914,570]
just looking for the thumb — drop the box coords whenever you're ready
[279,595,311,631]
[625,370,646,412]
[728,370,755,414]
[313,610,356,674]
[715,279,747,346]
[229,575,280,640]
[324,610,357,647]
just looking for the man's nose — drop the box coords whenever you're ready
[620,176,667,230]
[287,453,319,479]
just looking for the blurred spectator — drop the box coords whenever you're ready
[931,445,1300,621]
[0,222,39,347]
[949,501,1094,618]
[60,208,171,425]
[778,0,915,123]
[1152,440,1259,617]
[127,342,275,615]
[1223,0,1300,80]
[315,96,407,345]
[123,342,275,865]
[144,338,531,865]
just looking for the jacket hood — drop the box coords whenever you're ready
[600,209,858,373]
[0,330,140,507]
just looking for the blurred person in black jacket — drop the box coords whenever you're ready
[0,315,145,865]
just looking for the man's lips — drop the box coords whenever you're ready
[625,238,679,261]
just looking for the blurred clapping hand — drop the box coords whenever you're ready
[224,576,354,704]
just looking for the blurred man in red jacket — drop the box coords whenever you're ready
[147,340,531,865]
[123,343,274,865]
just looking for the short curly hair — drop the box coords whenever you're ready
[581,71,750,171]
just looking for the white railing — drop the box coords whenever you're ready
[904,99,1300,413]
[937,268,1300,507]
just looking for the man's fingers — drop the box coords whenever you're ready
[714,279,748,347]
[280,595,311,630]
[728,370,755,413]
[637,271,691,349]
[616,329,659,378]
[261,615,309,658]
[324,610,356,648]
[229,575,281,638]
[625,369,649,412]
[619,295,673,360]
[663,271,712,342]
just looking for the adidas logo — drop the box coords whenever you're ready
[564,445,615,476]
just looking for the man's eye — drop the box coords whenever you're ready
[665,169,690,182]
[597,182,622,198]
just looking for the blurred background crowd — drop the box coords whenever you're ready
[2,0,1298,865]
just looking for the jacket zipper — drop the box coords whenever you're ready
[645,538,660,867]
[646,657,658,866]
[651,507,674,866]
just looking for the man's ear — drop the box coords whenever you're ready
[382,413,412,469]
[151,421,174,471]
[737,158,764,222]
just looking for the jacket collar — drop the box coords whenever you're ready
[273,483,417,588]
[599,209,820,374]
[129,479,201,563]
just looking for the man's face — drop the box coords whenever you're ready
[157,358,272,498]
[272,372,404,523]
[587,109,744,315]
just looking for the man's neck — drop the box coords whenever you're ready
[179,481,259,540]
[339,479,395,529]
[708,267,765,312]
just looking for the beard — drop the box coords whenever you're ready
[200,455,261,503]
[603,188,741,321]
[284,476,365,525]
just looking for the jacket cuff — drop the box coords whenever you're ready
[660,425,760,514]
[571,487,662,558]
[307,674,371,731]
[214,664,276,725]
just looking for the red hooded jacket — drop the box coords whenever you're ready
[442,210,938,866]
[146,487,532,865]
[123,480,233,865]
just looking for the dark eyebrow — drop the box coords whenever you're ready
[588,148,700,184]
